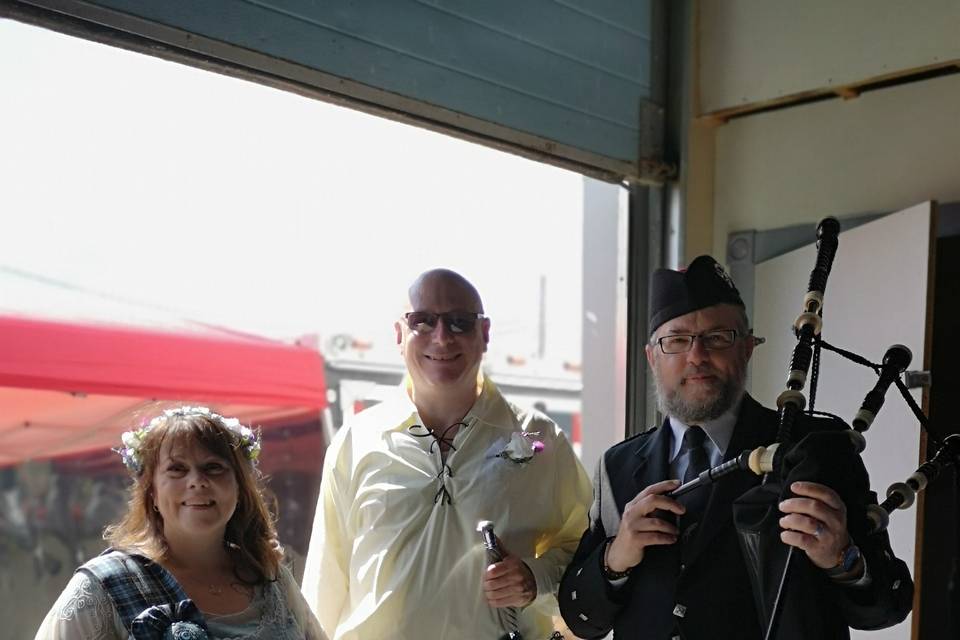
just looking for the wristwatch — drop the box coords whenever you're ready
[825,541,862,577]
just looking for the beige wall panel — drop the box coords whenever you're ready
[700,0,960,114]
[712,74,960,257]
[683,119,717,259]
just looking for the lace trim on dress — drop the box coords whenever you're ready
[209,580,304,640]
[55,573,114,637]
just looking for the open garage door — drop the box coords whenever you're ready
[1,0,668,183]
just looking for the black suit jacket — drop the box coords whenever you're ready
[558,395,913,640]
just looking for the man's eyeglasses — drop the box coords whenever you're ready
[653,329,743,354]
[403,311,486,335]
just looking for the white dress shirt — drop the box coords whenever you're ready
[667,399,740,481]
[301,377,592,640]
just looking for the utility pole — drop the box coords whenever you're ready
[538,274,546,360]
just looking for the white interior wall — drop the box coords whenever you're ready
[711,73,960,258]
[700,0,960,114]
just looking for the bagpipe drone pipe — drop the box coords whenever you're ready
[730,217,848,640]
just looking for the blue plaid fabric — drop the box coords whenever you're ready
[79,549,198,633]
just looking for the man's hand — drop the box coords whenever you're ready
[606,479,684,573]
[483,549,537,608]
[779,481,850,570]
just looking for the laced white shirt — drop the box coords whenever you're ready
[301,378,592,640]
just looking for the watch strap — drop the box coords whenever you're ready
[825,542,861,577]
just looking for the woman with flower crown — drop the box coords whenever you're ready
[34,406,327,640]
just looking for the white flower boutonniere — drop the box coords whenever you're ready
[495,432,545,464]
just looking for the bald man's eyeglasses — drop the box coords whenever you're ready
[403,311,486,335]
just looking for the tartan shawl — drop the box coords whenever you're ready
[79,549,195,632]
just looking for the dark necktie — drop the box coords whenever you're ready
[679,425,710,534]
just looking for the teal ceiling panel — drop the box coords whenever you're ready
[14,0,660,179]
[554,0,652,36]
[415,0,651,87]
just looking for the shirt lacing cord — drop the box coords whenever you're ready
[408,421,466,454]
[434,463,454,505]
[408,421,469,506]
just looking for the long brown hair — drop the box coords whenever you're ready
[105,410,282,583]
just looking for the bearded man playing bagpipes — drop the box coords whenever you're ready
[559,255,913,640]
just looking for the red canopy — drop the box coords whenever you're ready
[0,314,326,466]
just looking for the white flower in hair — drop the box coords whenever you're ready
[114,406,262,473]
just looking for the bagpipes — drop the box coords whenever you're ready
[868,434,960,532]
[667,217,954,638]
[857,346,959,534]
[725,217,843,640]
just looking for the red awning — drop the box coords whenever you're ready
[0,314,326,466]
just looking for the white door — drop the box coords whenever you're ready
[750,202,933,640]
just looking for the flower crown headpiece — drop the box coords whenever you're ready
[115,406,262,474]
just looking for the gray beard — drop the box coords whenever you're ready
[654,367,746,424]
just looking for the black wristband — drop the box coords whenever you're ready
[602,537,632,580]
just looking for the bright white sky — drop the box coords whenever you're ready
[0,19,585,368]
